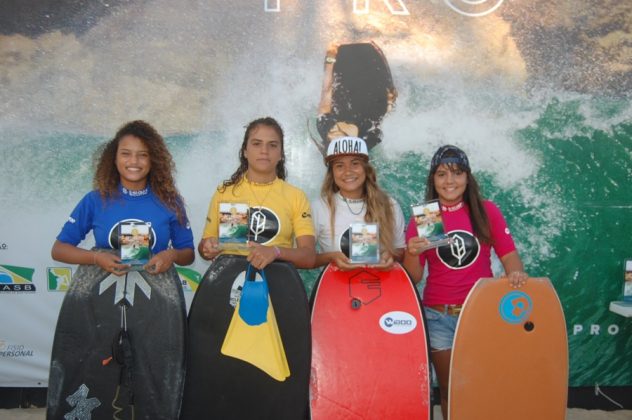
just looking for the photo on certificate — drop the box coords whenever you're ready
[119,222,151,269]
[350,222,380,264]
[624,259,632,302]
[218,202,250,249]
[411,200,451,249]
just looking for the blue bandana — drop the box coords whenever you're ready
[430,145,470,173]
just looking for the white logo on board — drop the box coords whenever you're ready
[379,311,417,334]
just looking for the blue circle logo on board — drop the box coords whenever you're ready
[499,291,533,324]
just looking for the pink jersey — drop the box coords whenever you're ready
[405,200,516,305]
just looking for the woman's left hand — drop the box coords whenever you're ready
[145,250,175,274]
[247,242,277,270]
[369,252,395,271]
[508,270,528,288]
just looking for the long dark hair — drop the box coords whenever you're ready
[425,149,492,244]
[94,120,186,224]
[220,117,287,191]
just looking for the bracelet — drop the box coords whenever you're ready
[92,251,98,265]
[273,246,281,259]
[325,56,336,64]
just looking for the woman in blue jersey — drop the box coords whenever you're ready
[51,120,194,273]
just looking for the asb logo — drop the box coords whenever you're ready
[379,311,417,334]
[176,267,202,292]
[499,291,533,324]
[0,264,36,292]
[48,267,72,292]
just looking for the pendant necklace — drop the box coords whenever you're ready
[247,175,275,241]
[340,193,365,216]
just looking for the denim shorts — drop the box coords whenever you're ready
[424,307,459,351]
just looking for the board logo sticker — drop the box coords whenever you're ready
[99,271,151,306]
[379,311,417,334]
[499,291,533,324]
[64,384,101,419]
[229,270,263,307]
[348,269,381,305]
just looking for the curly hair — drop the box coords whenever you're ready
[321,159,396,257]
[93,120,186,224]
[220,117,287,192]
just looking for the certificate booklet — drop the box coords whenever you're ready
[624,259,632,302]
[119,222,151,269]
[218,202,250,249]
[411,200,451,249]
[350,222,380,264]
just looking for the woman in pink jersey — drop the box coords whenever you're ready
[403,145,528,419]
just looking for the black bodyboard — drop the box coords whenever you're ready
[180,255,311,419]
[47,256,187,420]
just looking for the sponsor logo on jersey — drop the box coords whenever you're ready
[248,207,280,244]
[379,311,417,334]
[47,267,72,292]
[0,264,36,292]
[437,230,480,269]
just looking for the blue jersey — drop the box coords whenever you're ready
[57,185,194,253]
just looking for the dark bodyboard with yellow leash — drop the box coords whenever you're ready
[180,255,311,419]
[47,252,187,420]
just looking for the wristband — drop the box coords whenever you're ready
[273,246,281,258]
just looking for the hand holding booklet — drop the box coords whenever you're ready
[411,200,451,249]
[218,202,250,250]
[350,222,380,264]
[119,222,151,270]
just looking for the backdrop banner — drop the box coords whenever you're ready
[0,0,630,387]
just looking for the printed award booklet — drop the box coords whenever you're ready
[350,222,380,264]
[119,222,151,269]
[411,200,451,249]
[624,259,632,302]
[218,202,250,249]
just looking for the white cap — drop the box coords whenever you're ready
[325,136,369,163]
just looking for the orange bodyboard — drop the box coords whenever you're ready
[448,277,568,420]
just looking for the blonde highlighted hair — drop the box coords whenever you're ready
[321,160,395,256]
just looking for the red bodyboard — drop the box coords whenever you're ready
[310,263,432,419]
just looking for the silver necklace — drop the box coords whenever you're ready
[340,193,365,216]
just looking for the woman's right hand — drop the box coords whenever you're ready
[406,236,431,256]
[199,237,221,261]
[331,252,358,271]
[94,252,129,276]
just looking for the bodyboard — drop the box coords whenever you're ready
[180,255,311,419]
[448,277,568,420]
[47,254,187,420]
[310,263,431,419]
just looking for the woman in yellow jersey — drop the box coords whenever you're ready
[199,116,316,269]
